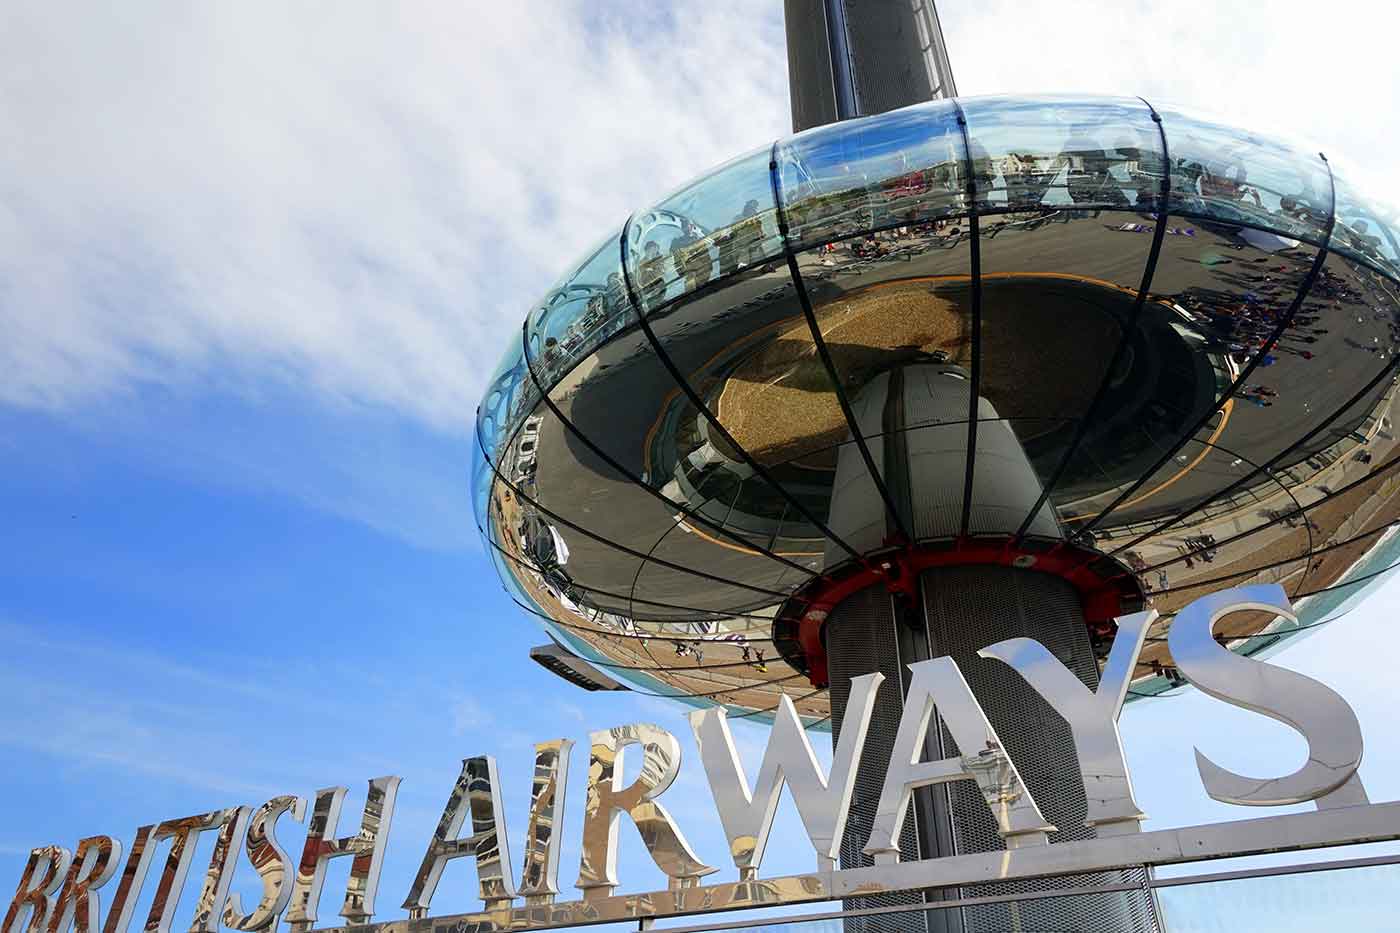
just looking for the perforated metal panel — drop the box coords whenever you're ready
[826,567,1156,933]
[827,585,932,933]
[920,567,1156,933]
[783,0,958,132]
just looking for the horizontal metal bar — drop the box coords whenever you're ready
[651,851,1400,933]
[829,800,1400,900]
[650,880,1145,933]
[301,801,1400,933]
[1149,850,1400,889]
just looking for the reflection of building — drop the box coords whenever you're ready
[473,4,1400,933]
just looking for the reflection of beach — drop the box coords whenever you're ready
[716,271,1122,467]
[1140,440,1400,672]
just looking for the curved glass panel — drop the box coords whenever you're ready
[624,147,783,315]
[475,94,1400,717]
[1332,168,1400,281]
[974,212,1161,537]
[958,94,1165,215]
[525,230,630,391]
[474,335,531,528]
[1156,103,1331,243]
[791,222,973,544]
[776,99,966,250]
[1067,219,1326,530]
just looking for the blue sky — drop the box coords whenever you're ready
[4,1,1400,930]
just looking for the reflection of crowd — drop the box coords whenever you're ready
[636,201,779,307]
[1180,260,1379,378]
[1177,534,1218,567]
[671,636,769,673]
[535,272,632,383]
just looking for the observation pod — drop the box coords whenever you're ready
[474,93,1400,928]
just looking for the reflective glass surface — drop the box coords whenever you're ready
[1155,862,1400,931]
[776,99,966,249]
[474,334,531,529]
[975,212,1160,537]
[625,147,783,316]
[476,94,1400,717]
[958,95,1166,215]
[1156,103,1331,243]
[526,231,630,390]
[1332,168,1400,280]
[793,223,973,547]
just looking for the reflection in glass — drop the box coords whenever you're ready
[625,148,783,315]
[776,99,966,249]
[474,93,1400,717]
[1157,103,1331,242]
[526,231,630,391]
[958,95,1166,215]
[1156,862,1400,930]
[1332,169,1400,280]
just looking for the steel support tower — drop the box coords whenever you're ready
[782,6,1156,932]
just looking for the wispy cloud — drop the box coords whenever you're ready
[0,2,788,431]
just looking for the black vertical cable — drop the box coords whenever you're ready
[1012,98,1172,542]
[769,142,912,544]
[616,218,866,563]
[1075,151,1337,540]
[952,100,982,537]
[518,320,819,577]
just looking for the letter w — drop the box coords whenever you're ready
[688,673,883,877]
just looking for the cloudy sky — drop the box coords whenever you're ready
[3,1,1400,930]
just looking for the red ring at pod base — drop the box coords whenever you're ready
[772,536,1148,688]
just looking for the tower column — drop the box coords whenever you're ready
[816,364,1154,931]
[828,568,1156,933]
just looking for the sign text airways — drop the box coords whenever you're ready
[2,585,1371,933]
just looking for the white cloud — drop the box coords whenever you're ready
[0,2,788,430]
[939,0,1400,202]
[4,0,1396,547]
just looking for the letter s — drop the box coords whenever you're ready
[1167,584,1367,809]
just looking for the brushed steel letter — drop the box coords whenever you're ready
[403,757,517,915]
[980,610,1155,835]
[1168,584,1368,809]
[222,797,306,933]
[49,837,121,933]
[3,846,71,933]
[576,724,715,898]
[865,657,1054,861]
[690,674,883,876]
[286,777,401,930]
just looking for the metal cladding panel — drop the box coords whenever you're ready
[827,585,930,933]
[784,0,840,132]
[903,367,968,541]
[920,566,1155,932]
[827,372,892,564]
[842,0,938,118]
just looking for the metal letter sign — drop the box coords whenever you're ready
[980,610,1155,835]
[690,673,884,875]
[7,586,1399,933]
